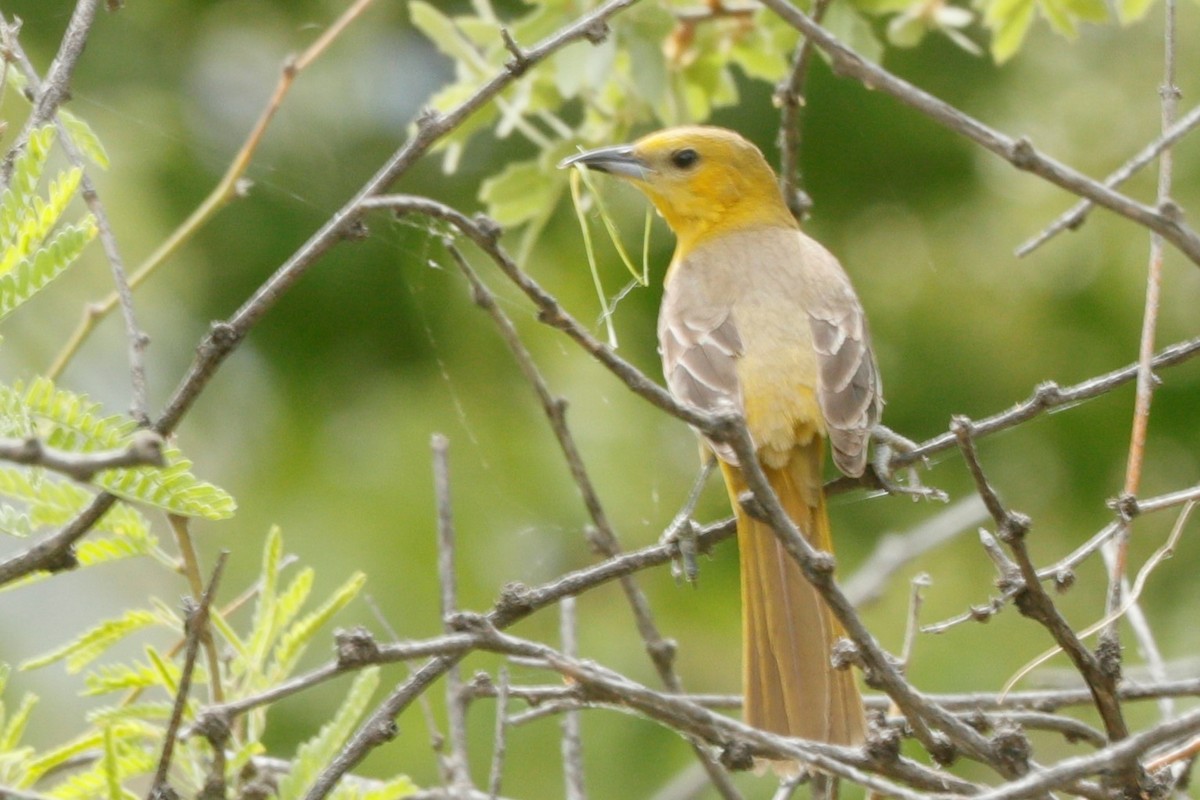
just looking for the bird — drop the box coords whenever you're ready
[560,126,881,751]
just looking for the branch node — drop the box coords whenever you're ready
[342,218,370,242]
[809,549,837,577]
[865,722,902,765]
[1053,567,1076,592]
[718,739,756,772]
[335,625,381,667]
[991,723,1032,776]
[927,731,957,766]
[830,636,861,670]
[416,106,442,132]
[499,28,530,75]
[736,489,767,522]
[1095,635,1123,681]
[45,547,80,573]
[1158,199,1185,225]
[473,213,503,244]
[998,511,1031,544]
[646,637,678,670]
[1108,491,1140,522]
[203,321,241,356]
[492,581,535,626]
[193,709,231,748]
[581,18,610,44]
[969,603,996,623]
[1010,136,1037,169]
[1033,380,1063,406]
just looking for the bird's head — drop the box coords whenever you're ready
[560,126,796,251]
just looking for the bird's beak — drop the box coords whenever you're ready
[558,145,649,181]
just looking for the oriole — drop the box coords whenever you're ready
[562,126,881,749]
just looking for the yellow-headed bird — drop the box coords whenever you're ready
[562,126,881,748]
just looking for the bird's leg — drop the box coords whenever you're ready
[869,424,949,503]
[660,458,717,584]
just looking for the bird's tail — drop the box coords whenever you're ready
[720,441,866,748]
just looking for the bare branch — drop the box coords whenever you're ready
[1017,102,1200,257]
[758,0,1200,267]
[560,599,586,800]
[148,551,229,799]
[0,430,164,481]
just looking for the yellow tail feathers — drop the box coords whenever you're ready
[721,443,866,748]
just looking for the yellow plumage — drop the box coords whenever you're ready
[563,126,882,758]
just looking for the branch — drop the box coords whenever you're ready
[1017,101,1200,257]
[1,0,98,184]
[438,240,741,797]
[2,17,149,423]
[887,334,1200,469]
[951,418,1134,762]
[148,551,229,799]
[0,431,164,481]
[45,0,380,383]
[758,0,1200,267]
[0,0,645,591]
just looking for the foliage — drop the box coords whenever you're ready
[2,528,412,798]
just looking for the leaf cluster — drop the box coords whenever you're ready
[3,528,410,800]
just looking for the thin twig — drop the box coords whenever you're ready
[842,496,985,607]
[0,431,163,481]
[1,20,150,422]
[147,551,229,799]
[438,240,742,799]
[1103,0,1180,666]
[1016,102,1200,257]
[757,0,1200,267]
[1,0,98,185]
[486,667,511,800]
[560,598,586,800]
[882,334,1200,470]
[167,515,225,706]
[775,0,834,220]
[433,435,474,799]
[46,0,380,382]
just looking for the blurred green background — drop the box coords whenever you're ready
[2,0,1199,797]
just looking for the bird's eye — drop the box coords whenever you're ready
[670,148,699,169]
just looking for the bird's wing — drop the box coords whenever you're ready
[807,279,882,478]
[658,278,744,464]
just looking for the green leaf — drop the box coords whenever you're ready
[331,775,419,800]
[12,377,236,519]
[59,108,112,170]
[246,525,284,672]
[270,571,366,679]
[20,729,105,787]
[1118,0,1155,22]
[275,667,381,800]
[986,0,1037,61]
[479,159,559,227]
[0,691,36,750]
[0,126,55,243]
[84,658,171,696]
[87,702,174,726]
[0,217,97,320]
[21,609,158,673]
[1039,0,1078,37]
[1063,0,1110,22]
[410,2,487,72]
[822,3,884,65]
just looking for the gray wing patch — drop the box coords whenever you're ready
[810,299,882,477]
[659,290,744,463]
